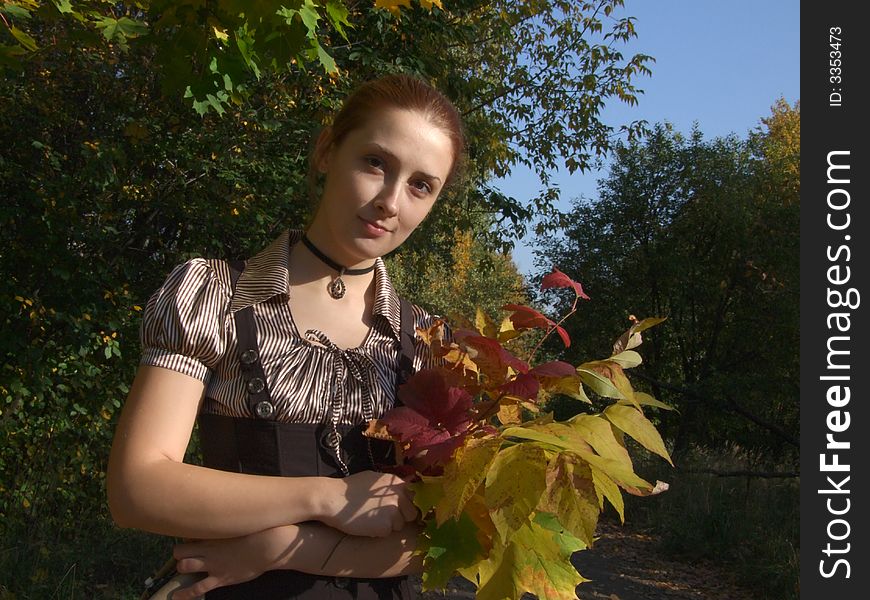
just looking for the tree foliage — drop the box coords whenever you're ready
[535,101,800,462]
[1,0,654,594]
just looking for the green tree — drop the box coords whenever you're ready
[536,103,800,463]
[2,1,655,595]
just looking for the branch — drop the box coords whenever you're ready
[678,467,798,479]
[725,394,799,449]
[629,372,799,448]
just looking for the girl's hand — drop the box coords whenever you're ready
[170,526,296,599]
[320,470,418,538]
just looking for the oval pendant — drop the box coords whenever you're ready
[328,277,346,299]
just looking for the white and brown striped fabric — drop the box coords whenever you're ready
[139,230,442,424]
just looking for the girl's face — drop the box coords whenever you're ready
[310,107,455,265]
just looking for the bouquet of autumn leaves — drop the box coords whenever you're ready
[364,268,672,600]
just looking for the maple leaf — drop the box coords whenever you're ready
[539,455,599,547]
[498,372,540,400]
[474,515,586,600]
[454,330,530,380]
[541,267,590,300]
[485,444,548,540]
[502,304,570,348]
[380,369,474,471]
[436,437,502,524]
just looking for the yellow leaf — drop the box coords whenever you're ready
[497,402,522,425]
[374,0,411,16]
[436,436,502,524]
[485,444,547,539]
[212,25,229,41]
[419,0,443,9]
[604,404,673,465]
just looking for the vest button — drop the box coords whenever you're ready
[240,349,259,365]
[247,377,265,394]
[254,400,274,419]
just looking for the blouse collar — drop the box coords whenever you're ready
[229,230,403,342]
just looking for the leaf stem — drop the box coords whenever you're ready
[525,291,581,364]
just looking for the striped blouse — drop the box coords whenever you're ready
[139,229,442,424]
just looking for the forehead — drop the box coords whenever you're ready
[339,108,454,176]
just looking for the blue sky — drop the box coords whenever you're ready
[502,0,800,276]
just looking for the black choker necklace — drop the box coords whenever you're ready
[301,234,376,299]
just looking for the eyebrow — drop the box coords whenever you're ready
[369,143,443,184]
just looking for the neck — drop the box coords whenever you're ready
[303,222,378,271]
[288,232,377,293]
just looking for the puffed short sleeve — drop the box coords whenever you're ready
[139,258,232,382]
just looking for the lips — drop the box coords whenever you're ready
[359,217,392,233]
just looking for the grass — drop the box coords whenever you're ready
[1,519,170,600]
[624,443,799,600]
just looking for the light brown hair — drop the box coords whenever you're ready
[310,74,466,193]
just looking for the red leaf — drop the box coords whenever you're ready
[541,267,590,299]
[380,407,431,442]
[529,361,576,378]
[501,305,571,348]
[397,369,473,430]
[503,304,552,331]
[384,369,475,471]
[498,372,540,400]
[556,324,571,348]
[455,332,530,378]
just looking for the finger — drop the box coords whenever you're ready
[398,491,418,522]
[174,574,218,600]
[176,557,207,574]
[391,509,406,532]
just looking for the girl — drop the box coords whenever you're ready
[107,74,465,599]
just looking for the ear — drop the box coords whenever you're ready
[313,127,334,174]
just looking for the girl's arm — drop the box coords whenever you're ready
[170,522,423,600]
[107,365,417,539]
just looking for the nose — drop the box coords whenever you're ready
[374,178,401,217]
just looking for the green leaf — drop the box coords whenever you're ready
[409,476,444,515]
[579,360,639,408]
[315,41,337,73]
[298,0,321,38]
[609,350,642,368]
[10,27,38,51]
[51,0,73,14]
[421,510,485,590]
[485,443,547,540]
[577,367,624,399]
[325,0,352,39]
[604,404,673,465]
[436,436,501,525]
[3,4,32,19]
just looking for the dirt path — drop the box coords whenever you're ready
[413,521,756,600]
